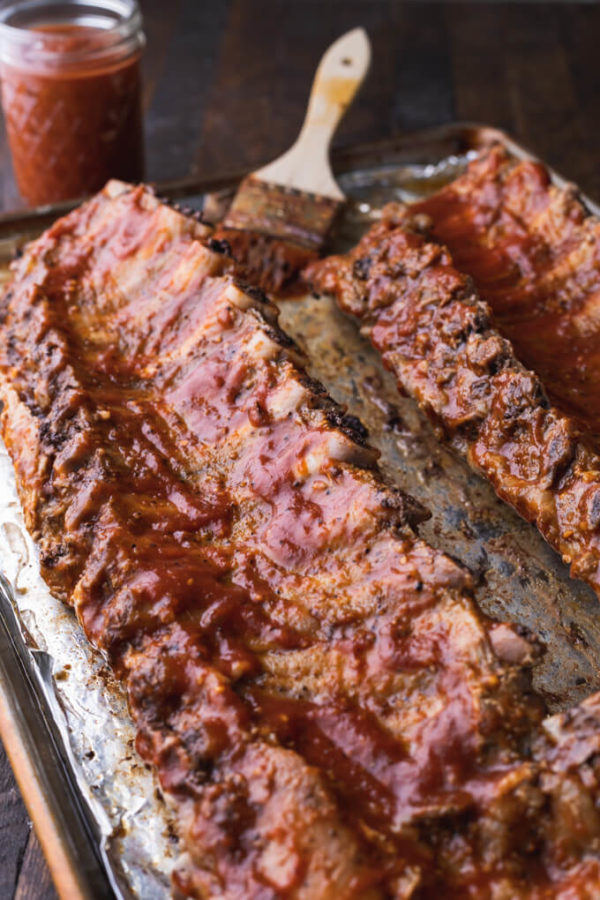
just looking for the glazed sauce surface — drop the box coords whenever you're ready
[414,147,600,438]
[1,24,143,205]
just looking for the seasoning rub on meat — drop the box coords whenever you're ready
[3,181,600,898]
[308,149,600,607]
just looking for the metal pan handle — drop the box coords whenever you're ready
[0,572,123,900]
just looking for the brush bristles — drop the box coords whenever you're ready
[223,175,342,250]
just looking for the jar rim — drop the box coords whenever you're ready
[0,1,144,67]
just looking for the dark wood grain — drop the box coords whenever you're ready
[143,0,233,181]
[1,1,599,896]
[14,831,58,900]
[0,744,31,898]
[448,3,598,197]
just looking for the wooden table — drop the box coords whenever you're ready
[1,0,599,895]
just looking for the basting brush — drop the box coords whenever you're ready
[214,27,371,295]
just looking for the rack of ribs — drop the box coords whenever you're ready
[413,146,600,437]
[308,150,600,604]
[3,181,600,897]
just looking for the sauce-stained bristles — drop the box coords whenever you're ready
[223,175,341,250]
[218,173,343,295]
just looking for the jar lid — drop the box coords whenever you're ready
[0,0,144,70]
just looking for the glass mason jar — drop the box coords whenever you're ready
[0,0,145,206]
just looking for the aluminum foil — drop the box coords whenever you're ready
[1,147,599,897]
[0,450,178,897]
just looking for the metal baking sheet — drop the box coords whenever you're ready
[1,123,599,898]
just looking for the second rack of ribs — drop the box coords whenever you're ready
[308,147,600,607]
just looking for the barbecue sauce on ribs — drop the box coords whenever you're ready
[2,181,600,897]
[308,150,600,606]
[413,146,600,437]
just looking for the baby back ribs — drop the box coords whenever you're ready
[413,146,600,437]
[3,182,600,897]
[308,153,600,603]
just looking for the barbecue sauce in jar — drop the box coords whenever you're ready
[0,1,144,206]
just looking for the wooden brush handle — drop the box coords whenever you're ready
[256,28,371,199]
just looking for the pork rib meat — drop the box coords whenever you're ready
[2,181,600,897]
